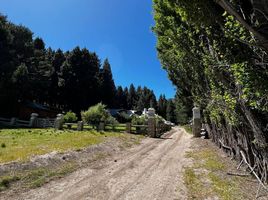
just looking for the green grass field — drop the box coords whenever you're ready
[0,128,127,163]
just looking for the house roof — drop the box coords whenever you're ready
[107,109,127,116]
[22,101,50,111]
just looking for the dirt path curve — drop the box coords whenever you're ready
[11,127,192,200]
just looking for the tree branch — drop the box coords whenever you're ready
[240,151,268,192]
[215,0,268,51]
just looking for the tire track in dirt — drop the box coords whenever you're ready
[109,132,183,200]
[54,130,181,200]
[111,129,190,200]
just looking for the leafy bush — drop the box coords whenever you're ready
[81,103,112,126]
[106,115,119,125]
[131,115,148,125]
[117,112,132,123]
[64,111,78,123]
[155,115,165,125]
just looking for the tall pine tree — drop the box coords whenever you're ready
[100,58,116,107]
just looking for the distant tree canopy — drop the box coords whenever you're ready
[153,0,268,180]
[0,14,173,119]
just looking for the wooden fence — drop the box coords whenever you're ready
[0,117,56,128]
[0,115,172,138]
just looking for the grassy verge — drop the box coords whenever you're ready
[184,147,242,200]
[0,162,77,191]
[0,129,144,192]
[0,128,130,163]
[182,125,192,134]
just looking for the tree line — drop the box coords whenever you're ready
[153,0,268,179]
[0,14,178,122]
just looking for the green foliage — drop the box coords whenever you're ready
[106,115,119,125]
[155,114,165,125]
[131,115,148,125]
[81,103,111,125]
[11,63,29,84]
[166,99,176,123]
[99,58,116,107]
[63,111,78,123]
[117,112,132,123]
[157,94,168,119]
[153,0,268,131]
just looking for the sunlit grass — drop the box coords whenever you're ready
[208,172,238,200]
[184,148,241,200]
[0,128,127,163]
[186,149,225,171]
[0,128,144,192]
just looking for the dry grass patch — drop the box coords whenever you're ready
[0,162,77,191]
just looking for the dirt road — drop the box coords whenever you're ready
[9,127,192,200]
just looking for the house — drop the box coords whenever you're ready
[18,101,60,119]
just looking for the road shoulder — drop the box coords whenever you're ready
[184,135,268,200]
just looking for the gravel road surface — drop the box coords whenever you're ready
[7,127,192,200]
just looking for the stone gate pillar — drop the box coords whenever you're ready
[54,114,64,130]
[29,113,39,127]
[10,117,17,126]
[77,121,84,131]
[98,122,105,131]
[147,108,156,137]
[148,117,156,138]
[192,106,201,137]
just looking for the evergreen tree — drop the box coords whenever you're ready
[135,86,144,110]
[166,99,176,123]
[115,86,124,108]
[50,49,65,107]
[0,14,161,120]
[31,37,53,104]
[157,94,167,119]
[33,37,45,50]
[123,87,129,109]
[149,90,157,109]
[11,63,30,101]
[127,84,136,109]
[100,58,116,107]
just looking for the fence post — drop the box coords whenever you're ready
[77,121,84,131]
[148,117,156,138]
[10,117,17,126]
[29,113,39,127]
[98,122,105,131]
[192,106,201,137]
[54,114,64,130]
[126,123,131,133]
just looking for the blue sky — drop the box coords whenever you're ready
[0,0,175,98]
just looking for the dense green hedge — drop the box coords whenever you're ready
[153,0,268,180]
